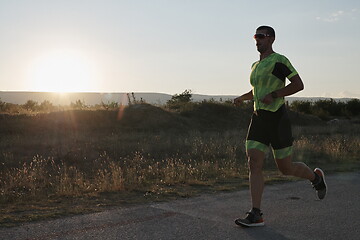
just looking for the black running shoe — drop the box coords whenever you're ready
[312,168,327,200]
[235,210,265,227]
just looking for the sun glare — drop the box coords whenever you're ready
[27,49,98,92]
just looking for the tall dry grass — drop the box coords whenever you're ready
[292,124,360,165]
[0,105,359,204]
[0,130,250,203]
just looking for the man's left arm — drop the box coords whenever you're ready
[261,74,304,104]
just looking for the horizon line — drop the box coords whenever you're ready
[0,90,359,99]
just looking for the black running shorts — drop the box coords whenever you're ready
[246,105,293,159]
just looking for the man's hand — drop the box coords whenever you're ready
[234,90,253,106]
[261,93,274,105]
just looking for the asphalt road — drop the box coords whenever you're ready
[1,171,360,240]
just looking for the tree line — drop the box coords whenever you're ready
[1,91,359,120]
[290,98,360,119]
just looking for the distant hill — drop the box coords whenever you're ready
[0,91,356,106]
[0,91,238,105]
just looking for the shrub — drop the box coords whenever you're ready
[71,100,87,110]
[166,89,193,110]
[100,101,119,110]
[290,98,360,118]
[345,99,360,116]
[290,100,312,114]
[23,100,39,112]
[39,100,54,112]
[313,99,345,116]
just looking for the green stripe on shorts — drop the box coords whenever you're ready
[246,140,268,153]
[272,146,293,159]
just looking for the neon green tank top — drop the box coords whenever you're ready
[250,53,298,112]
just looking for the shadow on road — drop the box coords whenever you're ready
[242,226,291,240]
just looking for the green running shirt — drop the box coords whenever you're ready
[250,53,298,112]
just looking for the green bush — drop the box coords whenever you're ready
[166,89,193,110]
[290,100,312,114]
[290,98,360,118]
[23,100,39,112]
[345,99,360,116]
[38,100,54,112]
[313,99,344,116]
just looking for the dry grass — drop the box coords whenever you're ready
[0,127,250,204]
[0,104,359,227]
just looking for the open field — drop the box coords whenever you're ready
[0,102,359,227]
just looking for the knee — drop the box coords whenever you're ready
[246,149,265,173]
[277,164,293,176]
[275,156,295,176]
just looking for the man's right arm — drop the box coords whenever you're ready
[234,90,253,106]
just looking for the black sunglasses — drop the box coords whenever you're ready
[253,33,272,39]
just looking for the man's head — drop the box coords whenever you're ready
[254,26,275,54]
[256,26,275,38]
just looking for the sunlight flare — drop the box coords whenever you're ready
[27,49,99,92]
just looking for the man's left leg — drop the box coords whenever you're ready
[275,155,315,180]
[275,155,327,200]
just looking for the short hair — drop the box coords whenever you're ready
[256,26,275,38]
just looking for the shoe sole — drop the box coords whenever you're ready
[235,220,265,227]
[314,168,327,200]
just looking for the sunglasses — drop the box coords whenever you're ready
[253,33,272,39]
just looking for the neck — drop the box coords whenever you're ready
[260,49,275,60]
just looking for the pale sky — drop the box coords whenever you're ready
[0,0,359,98]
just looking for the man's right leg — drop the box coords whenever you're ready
[248,149,265,210]
[235,148,266,227]
[236,111,268,227]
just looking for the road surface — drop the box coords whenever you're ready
[1,171,359,240]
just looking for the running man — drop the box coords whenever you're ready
[234,26,327,227]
